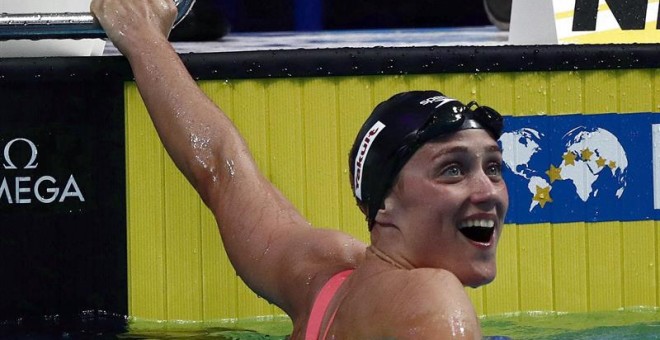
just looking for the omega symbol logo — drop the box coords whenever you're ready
[0,137,85,205]
[3,138,38,170]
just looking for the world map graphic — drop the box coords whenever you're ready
[500,126,628,213]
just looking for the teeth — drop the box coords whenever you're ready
[459,219,495,229]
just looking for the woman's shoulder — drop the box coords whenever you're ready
[276,227,367,317]
[332,267,480,339]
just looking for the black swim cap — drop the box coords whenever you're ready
[348,90,503,229]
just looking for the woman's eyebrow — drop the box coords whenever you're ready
[442,145,470,154]
[487,144,503,153]
[436,144,501,155]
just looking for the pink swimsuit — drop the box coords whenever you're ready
[305,269,354,340]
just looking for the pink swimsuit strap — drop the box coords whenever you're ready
[305,269,354,340]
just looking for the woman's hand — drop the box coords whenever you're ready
[90,0,177,56]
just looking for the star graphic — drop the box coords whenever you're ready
[596,156,607,168]
[546,164,562,183]
[608,160,617,169]
[562,152,577,166]
[581,148,594,161]
[533,185,553,208]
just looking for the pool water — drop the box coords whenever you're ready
[3,308,658,339]
[120,308,659,339]
[480,308,660,339]
[121,316,293,339]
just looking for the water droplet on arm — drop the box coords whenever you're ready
[225,159,236,177]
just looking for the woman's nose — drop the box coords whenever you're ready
[469,171,499,205]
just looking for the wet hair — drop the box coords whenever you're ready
[348,90,503,229]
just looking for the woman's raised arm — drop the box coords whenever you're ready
[90,0,365,319]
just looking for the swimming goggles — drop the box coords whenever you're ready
[407,100,503,149]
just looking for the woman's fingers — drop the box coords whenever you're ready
[90,0,177,53]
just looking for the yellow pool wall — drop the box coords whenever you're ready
[125,70,659,321]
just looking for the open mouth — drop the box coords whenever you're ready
[458,219,495,243]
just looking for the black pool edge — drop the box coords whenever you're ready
[0,44,659,83]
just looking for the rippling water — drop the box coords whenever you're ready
[2,308,658,339]
[481,308,660,340]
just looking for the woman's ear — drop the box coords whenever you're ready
[374,195,397,226]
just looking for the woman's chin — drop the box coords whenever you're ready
[466,276,495,288]
[460,266,497,288]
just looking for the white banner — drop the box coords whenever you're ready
[510,0,660,44]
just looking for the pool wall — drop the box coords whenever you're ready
[125,48,660,320]
[1,43,659,324]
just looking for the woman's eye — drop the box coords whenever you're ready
[486,163,502,177]
[442,165,463,177]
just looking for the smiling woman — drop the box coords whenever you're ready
[3,0,660,336]
[366,126,507,288]
[87,0,512,337]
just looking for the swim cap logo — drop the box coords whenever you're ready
[419,95,457,108]
[354,121,386,200]
[0,137,85,205]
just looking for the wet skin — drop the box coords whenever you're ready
[89,2,508,335]
[373,129,509,288]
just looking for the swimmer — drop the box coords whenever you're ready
[90,1,508,338]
